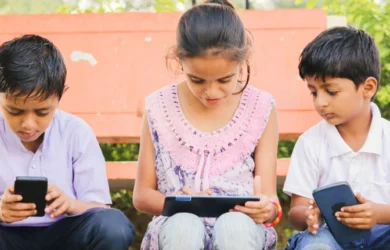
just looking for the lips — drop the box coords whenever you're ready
[19,131,37,139]
[206,98,220,104]
[322,113,335,119]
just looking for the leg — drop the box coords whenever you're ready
[285,226,343,250]
[43,207,135,250]
[212,212,265,250]
[159,212,206,250]
[342,224,390,250]
[0,226,42,250]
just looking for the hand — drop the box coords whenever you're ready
[335,193,377,230]
[306,199,323,234]
[231,176,277,224]
[0,185,36,224]
[182,186,213,195]
[45,185,75,218]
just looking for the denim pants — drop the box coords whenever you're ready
[285,224,390,250]
[158,212,266,250]
[0,208,135,250]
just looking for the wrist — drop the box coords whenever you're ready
[65,198,77,215]
[264,199,282,227]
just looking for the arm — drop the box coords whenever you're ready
[132,113,165,216]
[254,104,278,201]
[46,123,111,218]
[233,105,280,223]
[283,131,321,230]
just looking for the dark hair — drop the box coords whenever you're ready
[298,26,381,93]
[0,34,67,100]
[170,0,252,92]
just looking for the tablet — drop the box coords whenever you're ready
[162,195,260,217]
[313,181,370,245]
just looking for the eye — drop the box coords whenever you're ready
[327,90,338,96]
[190,78,204,84]
[36,112,50,117]
[218,78,232,84]
[8,110,23,116]
[310,92,317,97]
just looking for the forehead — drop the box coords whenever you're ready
[305,76,354,88]
[182,56,239,78]
[0,93,58,109]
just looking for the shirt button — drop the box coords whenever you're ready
[32,164,36,169]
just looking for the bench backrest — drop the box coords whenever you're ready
[0,9,327,188]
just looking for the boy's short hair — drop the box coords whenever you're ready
[298,26,381,90]
[0,34,67,100]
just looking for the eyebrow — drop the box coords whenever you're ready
[5,105,53,112]
[307,82,339,89]
[187,73,236,80]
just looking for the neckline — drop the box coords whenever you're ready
[171,84,250,136]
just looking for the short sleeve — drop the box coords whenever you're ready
[283,135,320,199]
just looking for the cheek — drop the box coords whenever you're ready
[3,115,20,132]
[187,83,205,97]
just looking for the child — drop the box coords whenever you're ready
[0,35,135,250]
[133,0,282,249]
[283,26,390,249]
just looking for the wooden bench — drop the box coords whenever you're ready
[0,9,331,189]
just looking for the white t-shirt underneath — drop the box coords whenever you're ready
[283,103,390,204]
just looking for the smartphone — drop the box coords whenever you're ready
[14,176,48,217]
[313,181,370,245]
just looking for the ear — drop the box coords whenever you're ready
[361,77,378,100]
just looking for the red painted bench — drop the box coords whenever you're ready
[0,9,332,188]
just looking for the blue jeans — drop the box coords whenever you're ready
[158,212,266,250]
[0,208,135,250]
[285,224,390,250]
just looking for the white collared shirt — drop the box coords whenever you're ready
[283,103,390,204]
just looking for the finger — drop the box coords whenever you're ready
[2,194,22,203]
[341,223,371,230]
[197,189,213,195]
[341,203,368,213]
[7,209,37,218]
[45,197,65,213]
[337,216,370,225]
[9,203,36,211]
[182,186,192,195]
[234,205,265,215]
[336,211,373,219]
[6,185,15,194]
[46,188,60,201]
[50,200,70,218]
[245,200,268,209]
[355,193,366,204]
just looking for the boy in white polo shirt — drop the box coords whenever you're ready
[283,26,390,249]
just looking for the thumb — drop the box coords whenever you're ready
[356,192,366,204]
[253,175,261,196]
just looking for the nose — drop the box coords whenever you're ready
[20,113,37,131]
[315,92,329,108]
[205,82,220,98]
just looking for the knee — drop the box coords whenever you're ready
[214,212,259,235]
[161,212,204,235]
[89,208,135,245]
[296,228,340,250]
[159,213,205,249]
[213,212,265,249]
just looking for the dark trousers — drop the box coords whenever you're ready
[0,208,135,250]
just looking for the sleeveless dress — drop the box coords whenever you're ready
[141,84,277,250]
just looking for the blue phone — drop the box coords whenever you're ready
[312,181,370,245]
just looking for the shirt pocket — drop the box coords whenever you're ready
[370,181,390,204]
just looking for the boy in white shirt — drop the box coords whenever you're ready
[283,26,390,249]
